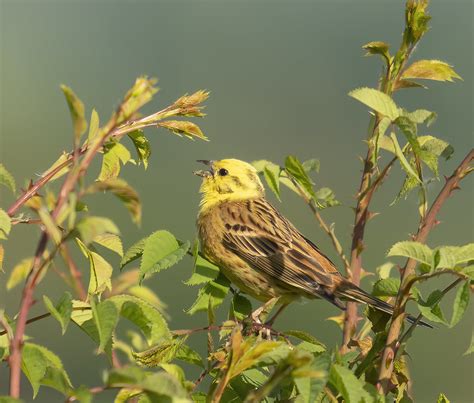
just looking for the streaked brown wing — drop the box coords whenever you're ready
[219,198,341,296]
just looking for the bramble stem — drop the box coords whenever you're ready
[377,148,474,393]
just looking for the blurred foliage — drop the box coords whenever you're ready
[0,1,472,402]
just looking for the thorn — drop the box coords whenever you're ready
[443,175,449,183]
[433,219,441,227]
[452,185,461,191]
[367,211,380,221]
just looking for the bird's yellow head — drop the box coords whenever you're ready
[194,159,265,213]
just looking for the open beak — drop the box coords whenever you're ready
[193,160,214,178]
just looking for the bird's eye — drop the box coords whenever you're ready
[218,168,229,176]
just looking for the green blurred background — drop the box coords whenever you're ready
[0,0,472,401]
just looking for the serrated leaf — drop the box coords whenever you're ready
[61,84,87,143]
[128,130,151,169]
[302,158,320,173]
[314,187,340,209]
[329,364,373,403]
[436,244,474,269]
[450,281,470,328]
[349,87,399,121]
[140,231,189,281]
[21,342,72,398]
[0,209,11,240]
[88,178,141,224]
[387,241,433,266]
[401,60,462,82]
[285,155,316,199]
[7,257,33,290]
[372,278,400,297]
[263,165,281,201]
[92,299,119,352]
[98,142,132,181]
[109,294,171,343]
[0,163,16,194]
[186,272,230,315]
[121,237,147,269]
[93,233,123,257]
[184,247,220,286]
[43,292,73,335]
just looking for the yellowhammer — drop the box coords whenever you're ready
[194,158,430,328]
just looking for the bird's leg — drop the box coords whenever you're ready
[265,303,289,327]
[248,297,279,339]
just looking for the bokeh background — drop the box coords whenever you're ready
[0,0,472,401]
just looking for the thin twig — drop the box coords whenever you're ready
[377,148,474,393]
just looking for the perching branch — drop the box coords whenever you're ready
[377,148,474,393]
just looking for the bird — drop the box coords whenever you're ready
[194,158,431,328]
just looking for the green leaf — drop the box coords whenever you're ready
[21,342,72,398]
[174,343,204,368]
[7,257,33,290]
[77,239,113,295]
[128,130,151,169]
[329,364,373,403]
[263,165,281,201]
[372,278,400,297]
[0,163,16,194]
[93,233,123,257]
[61,84,87,143]
[387,241,433,266]
[0,397,23,403]
[393,79,427,91]
[98,142,132,181]
[75,216,120,246]
[450,281,470,328]
[133,337,187,367]
[109,294,171,344]
[436,244,474,269]
[230,294,252,321]
[362,41,390,60]
[285,155,316,199]
[0,244,4,273]
[43,292,73,335]
[464,333,474,356]
[417,290,448,325]
[87,178,141,224]
[41,152,71,182]
[284,330,326,352]
[92,299,119,353]
[140,230,190,281]
[87,109,100,143]
[314,187,340,209]
[0,208,11,240]
[294,353,331,403]
[37,206,62,245]
[158,120,207,140]
[349,87,399,121]
[389,133,421,183]
[437,393,450,403]
[302,158,320,173]
[186,272,230,315]
[401,60,462,82]
[184,246,220,286]
[121,237,147,269]
[404,109,437,126]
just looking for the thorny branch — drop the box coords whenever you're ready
[377,148,474,393]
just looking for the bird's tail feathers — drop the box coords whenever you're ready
[335,282,432,329]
